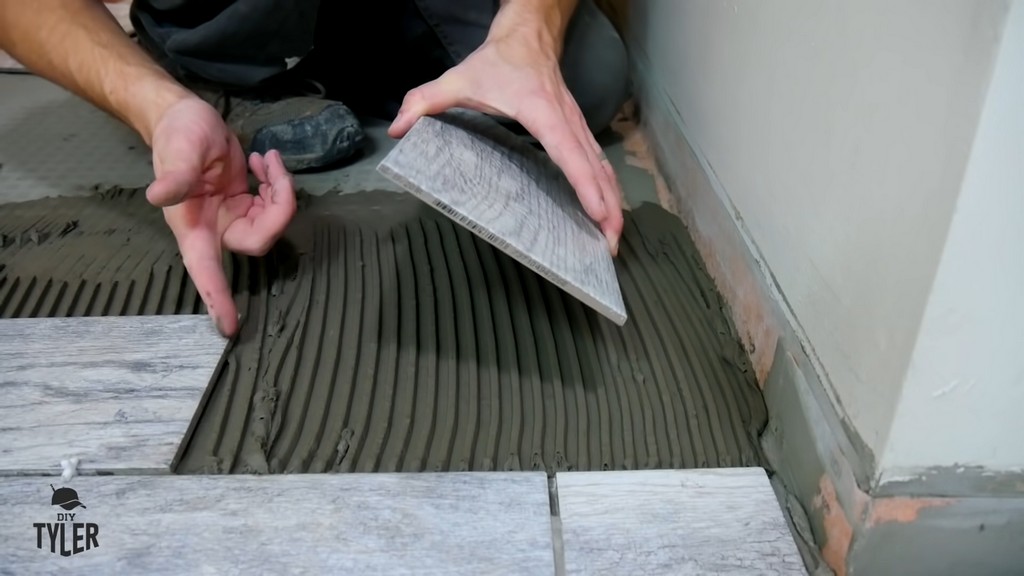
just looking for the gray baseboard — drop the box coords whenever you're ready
[626,43,1024,576]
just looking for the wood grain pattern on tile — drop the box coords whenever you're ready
[0,472,556,574]
[0,315,225,475]
[556,468,805,575]
[377,110,627,325]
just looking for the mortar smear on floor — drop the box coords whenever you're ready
[0,187,767,474]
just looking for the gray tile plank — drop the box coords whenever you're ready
[0,472,556,575]
[556,468,805,575]
[0,315,226,475]
[377,109,627,325]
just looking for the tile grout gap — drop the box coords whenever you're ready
[548,475,566,576]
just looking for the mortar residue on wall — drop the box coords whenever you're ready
[0,187,767,475]
[609,100,680,217]
[624,84,781,388]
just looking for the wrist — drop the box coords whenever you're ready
[111,71,195,147]
[490,0,577,58]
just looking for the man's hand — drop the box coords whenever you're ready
[387,1,624,255]
[0,0,297,337]
[148,97,297,337]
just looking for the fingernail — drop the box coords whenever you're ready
[609,235,619,256]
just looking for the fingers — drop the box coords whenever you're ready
[223,151,297,256]
[384,57,623,256]
[168,212,238,337]
[261,150,295,203]
[516,97,629,255]
[548,90,623,255]
[598,159,625,255]
[570,105,624,255]
[517,102,609,225]
[388,72,466,138]
[248,150,269,183]
[189,248,238,337]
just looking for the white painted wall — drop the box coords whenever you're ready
[881,1,1024,478]
[628,0,1013,463]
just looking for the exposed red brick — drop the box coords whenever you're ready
[867,497,956,527]
[613,101,780,386]
[813,475,852,576]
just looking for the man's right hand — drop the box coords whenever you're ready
[147,97,297,337]
[1,0,297,337]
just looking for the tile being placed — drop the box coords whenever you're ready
[377,109,627,325]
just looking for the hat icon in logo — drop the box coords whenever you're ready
[50,484,86,511]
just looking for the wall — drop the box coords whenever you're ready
[881,1,1024,481]
[626,0,1011,469]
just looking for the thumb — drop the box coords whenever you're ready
[146,169,202,208]
[388,73,465,138]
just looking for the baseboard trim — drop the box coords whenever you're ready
[625,41,874,575]
[626,43,873,482]
[625,42,1024,575]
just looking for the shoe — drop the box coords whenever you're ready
[197,80,366,173]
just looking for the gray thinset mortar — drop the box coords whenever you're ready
[0,187,767,474]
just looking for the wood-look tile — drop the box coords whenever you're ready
[556,468,805,575]
[378,110,627,325]
[0,316,225,475]
[0,472,556,574]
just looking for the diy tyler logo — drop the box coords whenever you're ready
[33,484,100,556]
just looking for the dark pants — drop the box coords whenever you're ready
[130,0,629,133]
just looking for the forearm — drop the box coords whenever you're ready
[492,0,579,57]
[0,0,192,145]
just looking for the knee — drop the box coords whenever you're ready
[560,0,630,135]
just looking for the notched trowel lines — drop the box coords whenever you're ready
[0,188,766,475]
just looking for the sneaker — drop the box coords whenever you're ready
[197,79,366,173]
